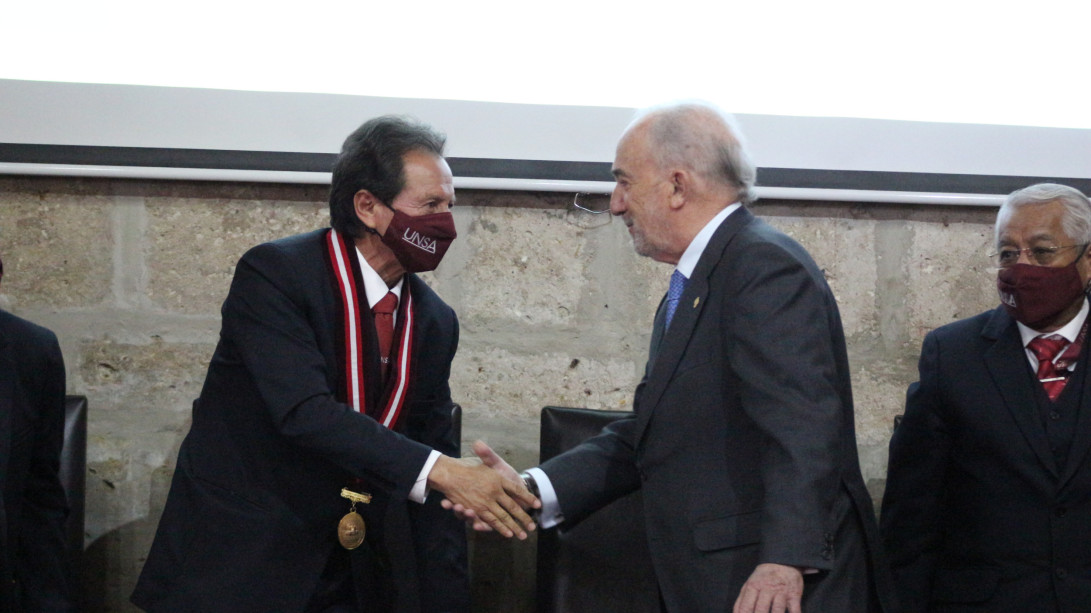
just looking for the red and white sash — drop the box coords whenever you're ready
[326,228,414,429]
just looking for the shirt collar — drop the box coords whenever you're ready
[1017,298,1090,346]
[675,203,741,279]
[355,247,404,308]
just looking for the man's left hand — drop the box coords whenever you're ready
[733,563,803,613]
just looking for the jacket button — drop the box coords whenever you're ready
[1056,567,1068,579]
[1055,507,1067,518]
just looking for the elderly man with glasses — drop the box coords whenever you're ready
[882,182,1091,612]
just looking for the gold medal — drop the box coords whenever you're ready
[338,488,372,550]
[338,511,366,550]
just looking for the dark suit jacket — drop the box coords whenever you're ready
[881,305,1091,612]
[131,229,467,613]
[540,208,894,612]
[0,309,74,612]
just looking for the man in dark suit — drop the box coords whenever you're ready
[131,116,537,613]
[881,183,1091,612]
[456,102,894,613]
[0,254,75,612]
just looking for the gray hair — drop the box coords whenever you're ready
[995,183,1091,246]
[634,101,757,204]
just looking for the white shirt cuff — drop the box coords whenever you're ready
[411,450,442,504]
[526,466,565,528]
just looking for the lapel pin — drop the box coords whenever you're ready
[693,297,700,308]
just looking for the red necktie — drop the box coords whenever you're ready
[374,292,398,380]
[1028,334,1068,401]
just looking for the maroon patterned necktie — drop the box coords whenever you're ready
[1028,334,1068,401]
[374,292,398,380]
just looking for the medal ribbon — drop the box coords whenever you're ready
[326,228,413,428]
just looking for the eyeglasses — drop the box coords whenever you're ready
[572,192,611,215]
[990,244,1087,267]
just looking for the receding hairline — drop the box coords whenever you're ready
[628,103,745,150]
[618,102,756,203]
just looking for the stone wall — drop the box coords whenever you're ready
[0,176,1000,611]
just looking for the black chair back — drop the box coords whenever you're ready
[536,406,659,613]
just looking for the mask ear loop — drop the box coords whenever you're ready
[1079,243,1091,295]
[361,202,397,237]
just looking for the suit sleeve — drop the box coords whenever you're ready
[536,304,661,525]
[219,242,433,490]
[18,329,75,611]
[537,408,644,528]
[880,331,951,609]
[724,241,846,569]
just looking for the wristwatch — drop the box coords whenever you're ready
[519,471,542,523]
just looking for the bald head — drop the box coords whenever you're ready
[609,102,758,264]
[628,102,756,205]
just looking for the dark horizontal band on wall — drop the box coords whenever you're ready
[758,168,1091,197]
[2,142,1089,196]
[0,142,338,173]
[449,157,611,182]
[0,142,612,180]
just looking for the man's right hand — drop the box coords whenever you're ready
[427,448,539,539]
[441,440,533,532]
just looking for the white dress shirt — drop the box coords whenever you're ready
[355,247,438,504]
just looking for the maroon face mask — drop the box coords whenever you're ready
[997,260,1087,329]
[381,209,457,273]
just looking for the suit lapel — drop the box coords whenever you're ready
[982,308,1060,478]
[633,208,752,448]
[646,294,667,369]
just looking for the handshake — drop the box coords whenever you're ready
[427,440,542,539]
